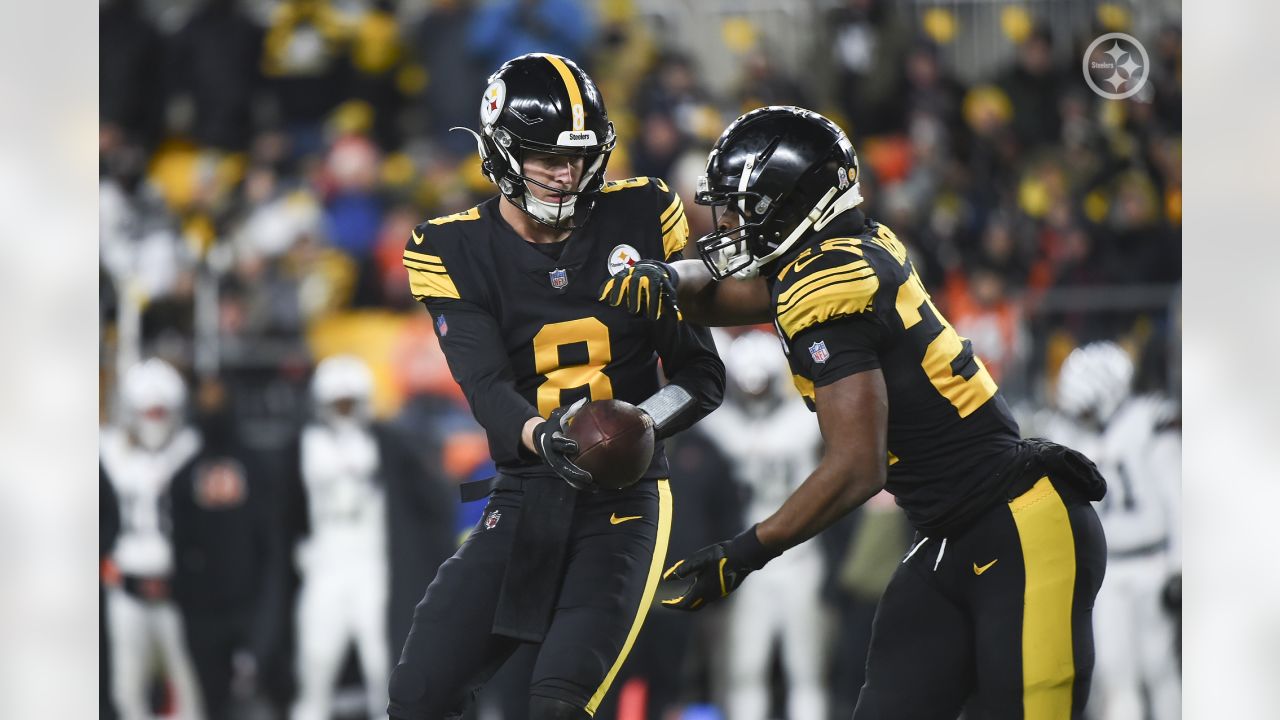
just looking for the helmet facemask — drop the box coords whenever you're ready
[134,405,179,451]
[695,174,772,280]
[495,123,615,228]
[312,355,374,429]
[121,359,187,451]
[455,118,616,230]
[695,166,863,281]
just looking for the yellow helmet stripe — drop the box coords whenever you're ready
[538,53,584,131]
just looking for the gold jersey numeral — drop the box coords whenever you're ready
[895,269,997,418]
[532,318,614,417]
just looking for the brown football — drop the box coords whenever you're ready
[563,399,655,490]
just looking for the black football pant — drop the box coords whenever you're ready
[854,474,1107,720]
[183,610,253,720]
[388,479,672,719]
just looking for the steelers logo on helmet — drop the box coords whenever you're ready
[480,79,506,128]
[452,53,618,231]
[607,244,641,276]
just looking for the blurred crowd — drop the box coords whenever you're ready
[99,1,1182,719]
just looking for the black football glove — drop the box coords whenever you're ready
[598,260,682,321]
[657,525,780,611]
[532,399,595,491]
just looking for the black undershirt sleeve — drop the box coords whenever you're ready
[422,297,540,465]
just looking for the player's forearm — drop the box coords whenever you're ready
[649,324,726,439]
[446,351,540,461]
[756,460,885,552]
[463,382,541,462]
[670,260,772,327]
[757,369,889,552]
[520,416,541,454]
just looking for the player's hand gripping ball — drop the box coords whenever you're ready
[562,399,655,491]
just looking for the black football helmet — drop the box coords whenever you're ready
[457,53,617,228]
[694,106,863,279]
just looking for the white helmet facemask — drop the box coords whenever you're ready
[454,125,609,229]
[509,147,606,227]
[312,355,375,427]
[121,359,187,451]
[135,410,178,451]
[1056,342,1135,424]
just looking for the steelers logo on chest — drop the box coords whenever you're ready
[608,244,642,276]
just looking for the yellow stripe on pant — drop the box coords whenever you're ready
[585,479,673,716]
[1010,476,1077,720]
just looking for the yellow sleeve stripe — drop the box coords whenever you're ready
[403,249,446,268]
[777,276,880,338]
[662,211,689,259]
[427,207,481,226]
[538,54,584,131]
[404,261,450,276]
[660,194,683,225]
[777,261,873,307]
[406,266,460,300]
[776,268,876,316]
[661,206,685,236]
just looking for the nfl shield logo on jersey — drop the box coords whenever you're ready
[809,340,830,364]
[484,509,502,530]
[549,268,569,289]
[435,313,448,337]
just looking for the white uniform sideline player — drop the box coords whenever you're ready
[292,355,390,720]
[1043,342,1181,720]
[703,330,828,720]
[101,359,206,720]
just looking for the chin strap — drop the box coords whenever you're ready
[522,188,578,225]
[748,181,864,273]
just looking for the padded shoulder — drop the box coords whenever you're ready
[774,236,880,340]
[403,216,473,302]
[599,176,688,261]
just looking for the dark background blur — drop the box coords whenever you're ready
[98,1,1181,719]
[100,0,1182,424]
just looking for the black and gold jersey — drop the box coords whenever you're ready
[772,211,1021,534]
[404,177,724,478]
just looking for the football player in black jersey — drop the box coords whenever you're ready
[388,54,724,720]
[600,107,1108,719]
